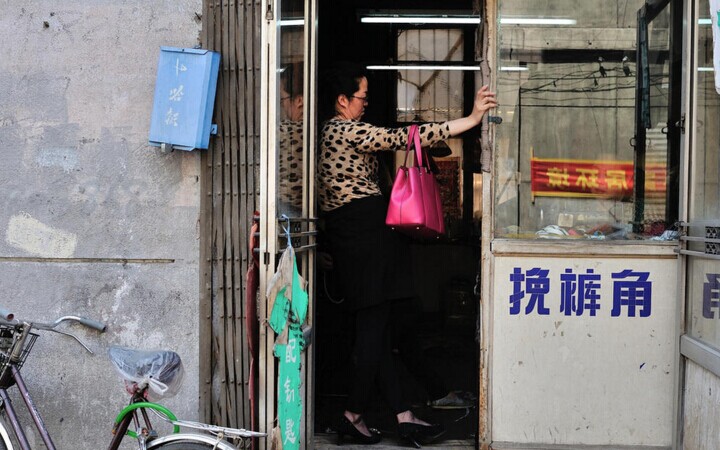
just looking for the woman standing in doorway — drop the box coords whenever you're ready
[318,62,495,447]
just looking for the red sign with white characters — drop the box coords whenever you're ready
[530,156,666,199]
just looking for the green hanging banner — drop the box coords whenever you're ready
[267,246,308,449]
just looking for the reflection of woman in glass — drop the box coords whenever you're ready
[278,63,304,216]
[318,62,496,447]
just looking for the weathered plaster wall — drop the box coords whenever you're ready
[0,1,204,448]
[683,360,720,450]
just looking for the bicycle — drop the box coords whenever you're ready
[0,306,265,450]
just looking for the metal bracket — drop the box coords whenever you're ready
[159,143,174,154]
[675,113,686,134]
[488,115,503,124]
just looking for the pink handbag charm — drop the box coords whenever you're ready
[385,124,445,238]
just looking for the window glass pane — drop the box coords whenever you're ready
[687,0,720,347]
[637,6,672,233]
[276,0,306,218]
[396,29,464,122]
[494,0,677,240]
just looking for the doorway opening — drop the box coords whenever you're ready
[313,1,483,447]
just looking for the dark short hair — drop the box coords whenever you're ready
[319,62,368,121]
[280,62,304,98]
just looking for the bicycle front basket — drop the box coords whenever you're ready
[0,325,39,373]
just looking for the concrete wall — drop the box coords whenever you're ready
[0,1,203,448]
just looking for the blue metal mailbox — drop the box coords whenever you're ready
[148,46,220,151]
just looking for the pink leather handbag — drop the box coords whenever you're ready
[385,124,445,238]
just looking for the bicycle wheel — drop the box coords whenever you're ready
[0,415,14,450]
[0,431,11,450]
[146,433,237,450]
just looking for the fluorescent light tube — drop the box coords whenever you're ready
[367,65,481,71]
[500,66,529,72]
[699,18,713,25]
[500,18,576,25]
[361,16,480,24]
[279,19,304,26]
[698,67,715,72]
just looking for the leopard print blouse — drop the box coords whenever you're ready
[317,119,451,212]
[278,120,303,211]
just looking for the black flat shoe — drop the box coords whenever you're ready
[335,415,382,445]
[397,422,446,448]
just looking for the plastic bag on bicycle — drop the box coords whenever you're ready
[108,346,184,400]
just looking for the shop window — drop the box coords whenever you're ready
[494,0,680,240]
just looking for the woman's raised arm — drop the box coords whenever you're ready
[446,85,497,136]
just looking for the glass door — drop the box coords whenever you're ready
[634,0,682,233]
[678,0,720,447]
[681,0,720,353]
[259,0,317,448]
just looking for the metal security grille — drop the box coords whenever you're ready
[707,227,720,255]
[199,0,262,430]
[677,222,720,260]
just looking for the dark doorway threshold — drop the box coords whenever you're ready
[314,435,476,449]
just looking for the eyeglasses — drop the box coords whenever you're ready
[350,94,369,103]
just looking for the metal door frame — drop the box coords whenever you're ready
[676,0,720,448]
[259,0,318,448]
[634,1,687,447]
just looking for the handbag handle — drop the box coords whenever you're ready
[402,124,427,168]
[412,125,425,168]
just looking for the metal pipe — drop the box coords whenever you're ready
[0,388,31,450]
[674,249,720,260]
[11,366,55,450]
[107,412,134,450]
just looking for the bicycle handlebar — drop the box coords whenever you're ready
[45,316,107,333]
[0,308,106,332]
[0,306,106,353]
[0,307,14,321]
[20,316,107,334]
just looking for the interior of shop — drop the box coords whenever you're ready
[313,0,482,446]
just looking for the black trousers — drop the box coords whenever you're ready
[346,302,409,416]
[391,298,447,401]
[323,195,415,312]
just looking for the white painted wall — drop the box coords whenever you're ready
[0,1,204,448]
